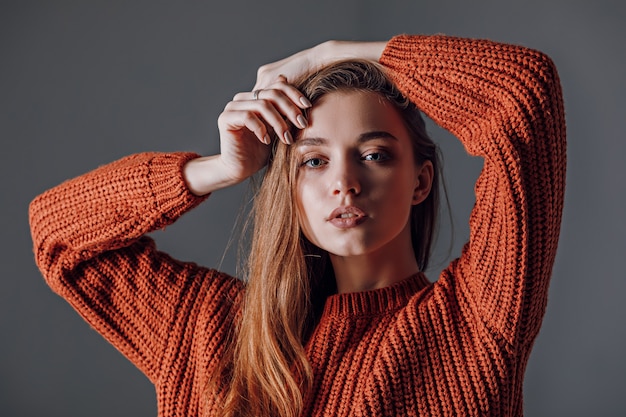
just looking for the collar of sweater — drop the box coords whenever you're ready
[321,272,430,318]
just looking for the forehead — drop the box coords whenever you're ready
[300,90,408,141]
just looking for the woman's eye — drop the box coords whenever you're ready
[363,152,390,162]
[303,158,326,168]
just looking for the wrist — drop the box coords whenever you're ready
[183,155,240,196]
[317,40,387,64]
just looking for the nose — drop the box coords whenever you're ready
[331,159,361,196]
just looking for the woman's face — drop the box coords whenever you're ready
[294,90,431,259]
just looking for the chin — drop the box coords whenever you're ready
[320,242,372,258]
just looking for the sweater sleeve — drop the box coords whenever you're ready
[28,152,242,383]
[380,35,566,347]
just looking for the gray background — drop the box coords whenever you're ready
[2,1,624,416]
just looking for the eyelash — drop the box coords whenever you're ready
[302,157,326,168]
[362,151,391,162]
[299,150,391,168]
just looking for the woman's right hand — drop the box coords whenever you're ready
[184,76,311,196]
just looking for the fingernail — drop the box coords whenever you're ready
[284,131,293,144]
[264,134,271,144]
[300,96,312,108]
[296,114,308,129]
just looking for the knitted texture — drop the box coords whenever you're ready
[29,35,566,416]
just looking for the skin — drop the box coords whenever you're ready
[182,75,310,195]
[295,91,433,293]
[183,40,433,293]
[184,41,387,196]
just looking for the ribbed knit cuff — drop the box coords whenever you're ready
[380,34,432,70]
[146,152,208,223]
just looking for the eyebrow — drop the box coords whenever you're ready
[296,130,398,147]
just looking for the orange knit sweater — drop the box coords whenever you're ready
[29,35,566,416]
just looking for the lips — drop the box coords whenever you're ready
[326,206,368,228]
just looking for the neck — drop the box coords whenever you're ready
[329,227,420,294]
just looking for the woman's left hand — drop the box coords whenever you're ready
[253,40,388,90]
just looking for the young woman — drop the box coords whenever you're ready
[29,34,566,416]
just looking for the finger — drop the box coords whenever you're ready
[225,98,294,145]
[266,78,313,109]
[250,88,310,130]
[218,110,271,145]
[233,84,311,110]
[224,98,298,144]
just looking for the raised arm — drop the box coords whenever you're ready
[253,34,565,346]
[380,35,566,347]
[29,76,313,381]
[29,152,220,381]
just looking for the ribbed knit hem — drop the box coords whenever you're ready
[321,273,430,318]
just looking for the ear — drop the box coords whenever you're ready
[412,160,434,205]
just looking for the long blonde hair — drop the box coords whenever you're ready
[208,60,440,417]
